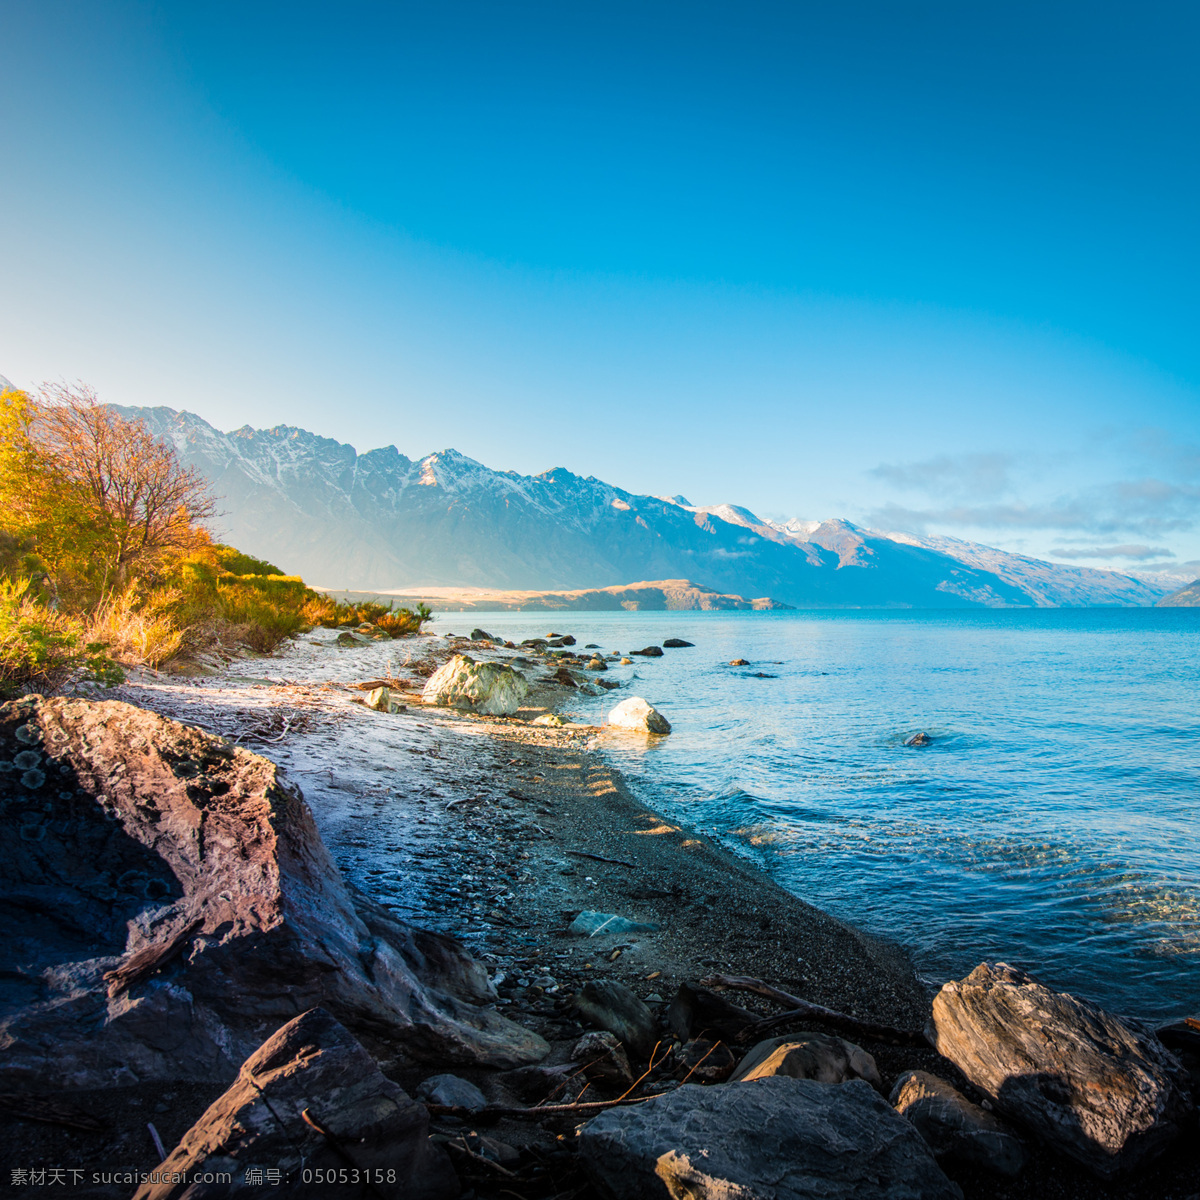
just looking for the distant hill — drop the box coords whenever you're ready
[1156,579,1200,607]
[324,579,793,612]
[120,406,1166,609]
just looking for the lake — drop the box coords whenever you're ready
[439,607,1200,1020]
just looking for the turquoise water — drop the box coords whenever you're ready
[444,608,1200,1020]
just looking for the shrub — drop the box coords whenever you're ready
[0,578,124,697]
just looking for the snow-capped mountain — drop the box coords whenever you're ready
[122,406,1166,608]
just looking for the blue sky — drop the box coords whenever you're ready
[2,1,1198,577]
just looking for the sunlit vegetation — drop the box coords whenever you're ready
[0,384,431,696]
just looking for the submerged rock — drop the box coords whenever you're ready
[574,979,660,1059]
[733,1032,882,1090]
[730,658,749,666]
[579,1077,962,1200]
[133,1008,457,1200]
[0,697,548,1092]
[904,731,932,747]
[606,696,671,734]
[891,1070,1028,1177]
[532,713,567,726]
[422,653,530,715]
[928,962,1190,1176]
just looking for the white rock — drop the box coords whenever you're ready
[607,696,671,734]
[422,654,530,716]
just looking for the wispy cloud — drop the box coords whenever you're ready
[1050,544,1175,561]
[869,453,1018,500]
[866,443,1200,542]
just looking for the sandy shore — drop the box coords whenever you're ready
[2,628,1196,1199]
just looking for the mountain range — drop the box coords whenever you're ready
[122,406,1166,609]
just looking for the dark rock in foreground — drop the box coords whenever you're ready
[891,1069,1028,1177]
[575,979,659,1060]
[580,1076,962,1200]
[928,962,1190,1177]
[133,1008,457,1200]
[732,1032,882,1089]
[0,696,547,1091]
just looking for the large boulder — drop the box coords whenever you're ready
[927,962,1190,1176]
[606,696,671,734]
[891,1070,1027,1177]
[0,696,547,1091]
[422,654,529,715]
[732,1031,882,1090]
[580,1077,962,1200]
[133,1008,458,1200]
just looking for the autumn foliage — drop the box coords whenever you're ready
[0,383,430,695]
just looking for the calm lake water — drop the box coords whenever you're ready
[440,608,1200,1020]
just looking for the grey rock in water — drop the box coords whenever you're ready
[422,653,530,715]
[415,1072,488,1112]
[928,962,1191,1176]
[566,910,661,937]
[574,1030,635,1088]
[662,638,694,647]
[891,1070,1028,1177]
[587,656,608,670]
[133,1008,458,1200]
[733,1031,882,1090]
[0,697,548,1092]
[606,696,671,734]
[469,627,497,642]
[904,731,932,747]
[579,1077,962,1200]
[630,645,664,657]
[575,980,659,1060]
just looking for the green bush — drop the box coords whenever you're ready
[0,578,124,698]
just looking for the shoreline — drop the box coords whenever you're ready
[2,627,1196,1198]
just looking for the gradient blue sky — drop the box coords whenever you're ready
[2,1,1198,576]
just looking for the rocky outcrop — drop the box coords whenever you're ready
[732,1032,882,1089]
[580,1077,962,1200]
[0,696,547,1091]
[927,962,1191,1176]
[891,1070,1027,1177]
[422,654,529,715]
[134,1008,458,1200]
[606,697,671,735]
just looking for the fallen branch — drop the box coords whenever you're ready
[701,973,928,1047]
[567,850,636,869]
[426,1092,666,1122]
